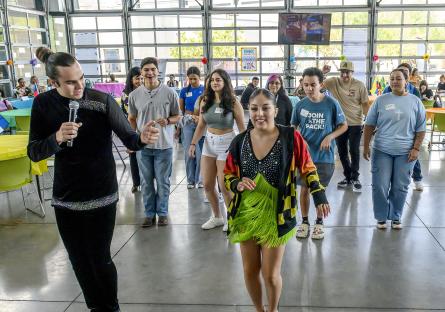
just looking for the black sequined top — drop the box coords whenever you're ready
[241,132,282,187]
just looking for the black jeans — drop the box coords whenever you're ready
[129,152,140,187]
[55,203,119,312]
[336,125,362,181]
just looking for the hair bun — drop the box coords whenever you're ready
[35,47,54,64]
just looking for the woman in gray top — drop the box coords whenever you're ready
[189,69,245,231]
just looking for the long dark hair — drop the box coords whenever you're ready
[35,47,77,83]
[202,69,236,116]
[123,67,141,95]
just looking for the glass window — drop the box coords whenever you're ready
[179,15,202,28]
[319,45,342,58]
[157,0,179,8]
[261,60,283,73]
[133,46,156,59]
[377,11,402,24]
[236,14,259,27]
[156,31,178,44]
[180,31,203,44]
[212,0,235,7]
[74,0,99,10]
[429,28,445,41]
[155,15,178,28]
[101,62,125,76]
[262,0,285,6]
[331,13,343,26]
[330,28,342,41]
[8,11,27,27]
[8,0,36,9]
[0,29,4,43]
[237,0,259,7]
[101,48,125,61]
[211,60,236,75]
[261,45,284,58]
[295,46,317,58]
[237,29,259,43]
[134,0,155,9]
[99,0,122,10]
[75,48,99,60]
[294,60,318,73]
[261,29,278,43]
[401,43,425,56]
[97,17,122,30]
[29,31,46,45]
[344,12,368,25]
[261,14,278,27]
[157,46,179,59]
[165,62,179,77]
[0,47,8,61]
[211,14,234,27]
[319,0,342,4]
[72,17,96,30]
[212,46,235,58]
[212,30,234,43]
[28,14,44,29]
[376,28,402,41]
[10,29,29,44]
[73,32,98,45]
[376,43,401,56]
[429,11,445,24]
[14,64,33,79]
[130,16,154,29]
[403,11,427,24]
[429,43,445,56]
[98,32,124,45]
[403,27,426,40]
[132,31,155,44]
[50,17,68,52]
[12,46,31,62]
[181,46,204,59]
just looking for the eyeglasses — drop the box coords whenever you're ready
[268,81,281,85]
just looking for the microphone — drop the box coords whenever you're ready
[67,100,80,147]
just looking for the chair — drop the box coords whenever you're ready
[0,155,46,217]
[428,113,445,151]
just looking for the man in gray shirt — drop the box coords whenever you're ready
[128,57,180,227]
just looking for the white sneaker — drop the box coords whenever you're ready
[201,216,224,230]
[414,181,424,191]
[197,182,204,188]
[296,223,310,239]
[222,222,228,232]
[311,224,325,240]
[187,183,195,189]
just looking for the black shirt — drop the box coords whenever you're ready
[421,88,434,99]
[240,83,258,109]
[28,88,144,210]
[437,82,445,92]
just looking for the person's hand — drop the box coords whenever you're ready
[316,203,330,218]
[56,122,82,144]
[322,64,331,75]
[320,134,332,151]
[174,127,181,140]
[141,121,160,144]
[156,118,168,127]
[191,115,199,123]
[363,145,371,161]
[188,144,196,158]
[408,148,419,162]
[236,177,256,192]
[126,149,134,154]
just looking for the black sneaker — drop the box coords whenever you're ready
[352,179,362,192]
[337,178,351,188]
[141,216,156,228]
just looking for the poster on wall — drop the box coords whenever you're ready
[240,47,257,72]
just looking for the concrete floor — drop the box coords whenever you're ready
[1,143,445,312]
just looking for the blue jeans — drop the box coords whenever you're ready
[137,148,173,218]
[371,149,415,222]
[181,123,202,185]
[412,160,423,182]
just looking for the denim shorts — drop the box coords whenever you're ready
[297,162,335,188]
[202,130,235,161]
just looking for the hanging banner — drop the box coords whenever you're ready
[240,47,257,72]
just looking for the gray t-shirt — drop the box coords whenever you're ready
[365,93,426,155]
[128,83,180,149]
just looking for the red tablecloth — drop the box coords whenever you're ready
[93,83,125,97]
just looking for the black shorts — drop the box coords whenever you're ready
[297,163,335,188]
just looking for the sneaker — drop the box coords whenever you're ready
[296,223,310,239]
[311,224,324,240]
[222,222,228,232]
[131,185,139,193]
[187,183,195,189]
[197,182,204,188]
[141,217,156,228]
[376,221,387,229]
[414,181,424,191]
[391,220,402,230]
[337,178,351,188]
[158,216,168,226]
[201,216,224,230]
[352,179,362,192]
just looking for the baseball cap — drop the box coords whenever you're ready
[340,61,354,72]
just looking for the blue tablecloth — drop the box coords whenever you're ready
[10,98,33,109]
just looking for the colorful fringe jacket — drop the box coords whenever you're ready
[224,126,328,238]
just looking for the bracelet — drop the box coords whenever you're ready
[412,147,420,151]
[190,143,196,146]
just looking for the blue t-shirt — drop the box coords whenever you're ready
[291,95,346,164]
[383,83,421,98]
[180,85,204,112]
[365,93,426,155]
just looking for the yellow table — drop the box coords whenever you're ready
[0,134,47,175]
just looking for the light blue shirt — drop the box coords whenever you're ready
[291,95,346,164]
[365,93,426,155]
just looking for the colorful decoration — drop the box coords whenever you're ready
[423,53,430,61]
[340,55,346,61]
[201,56,208,65]
[370,76,387,96]
[29,58,38,67]
[6,59,13,65]
[372,55,379,62]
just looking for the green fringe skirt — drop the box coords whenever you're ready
[228,174,296,248]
